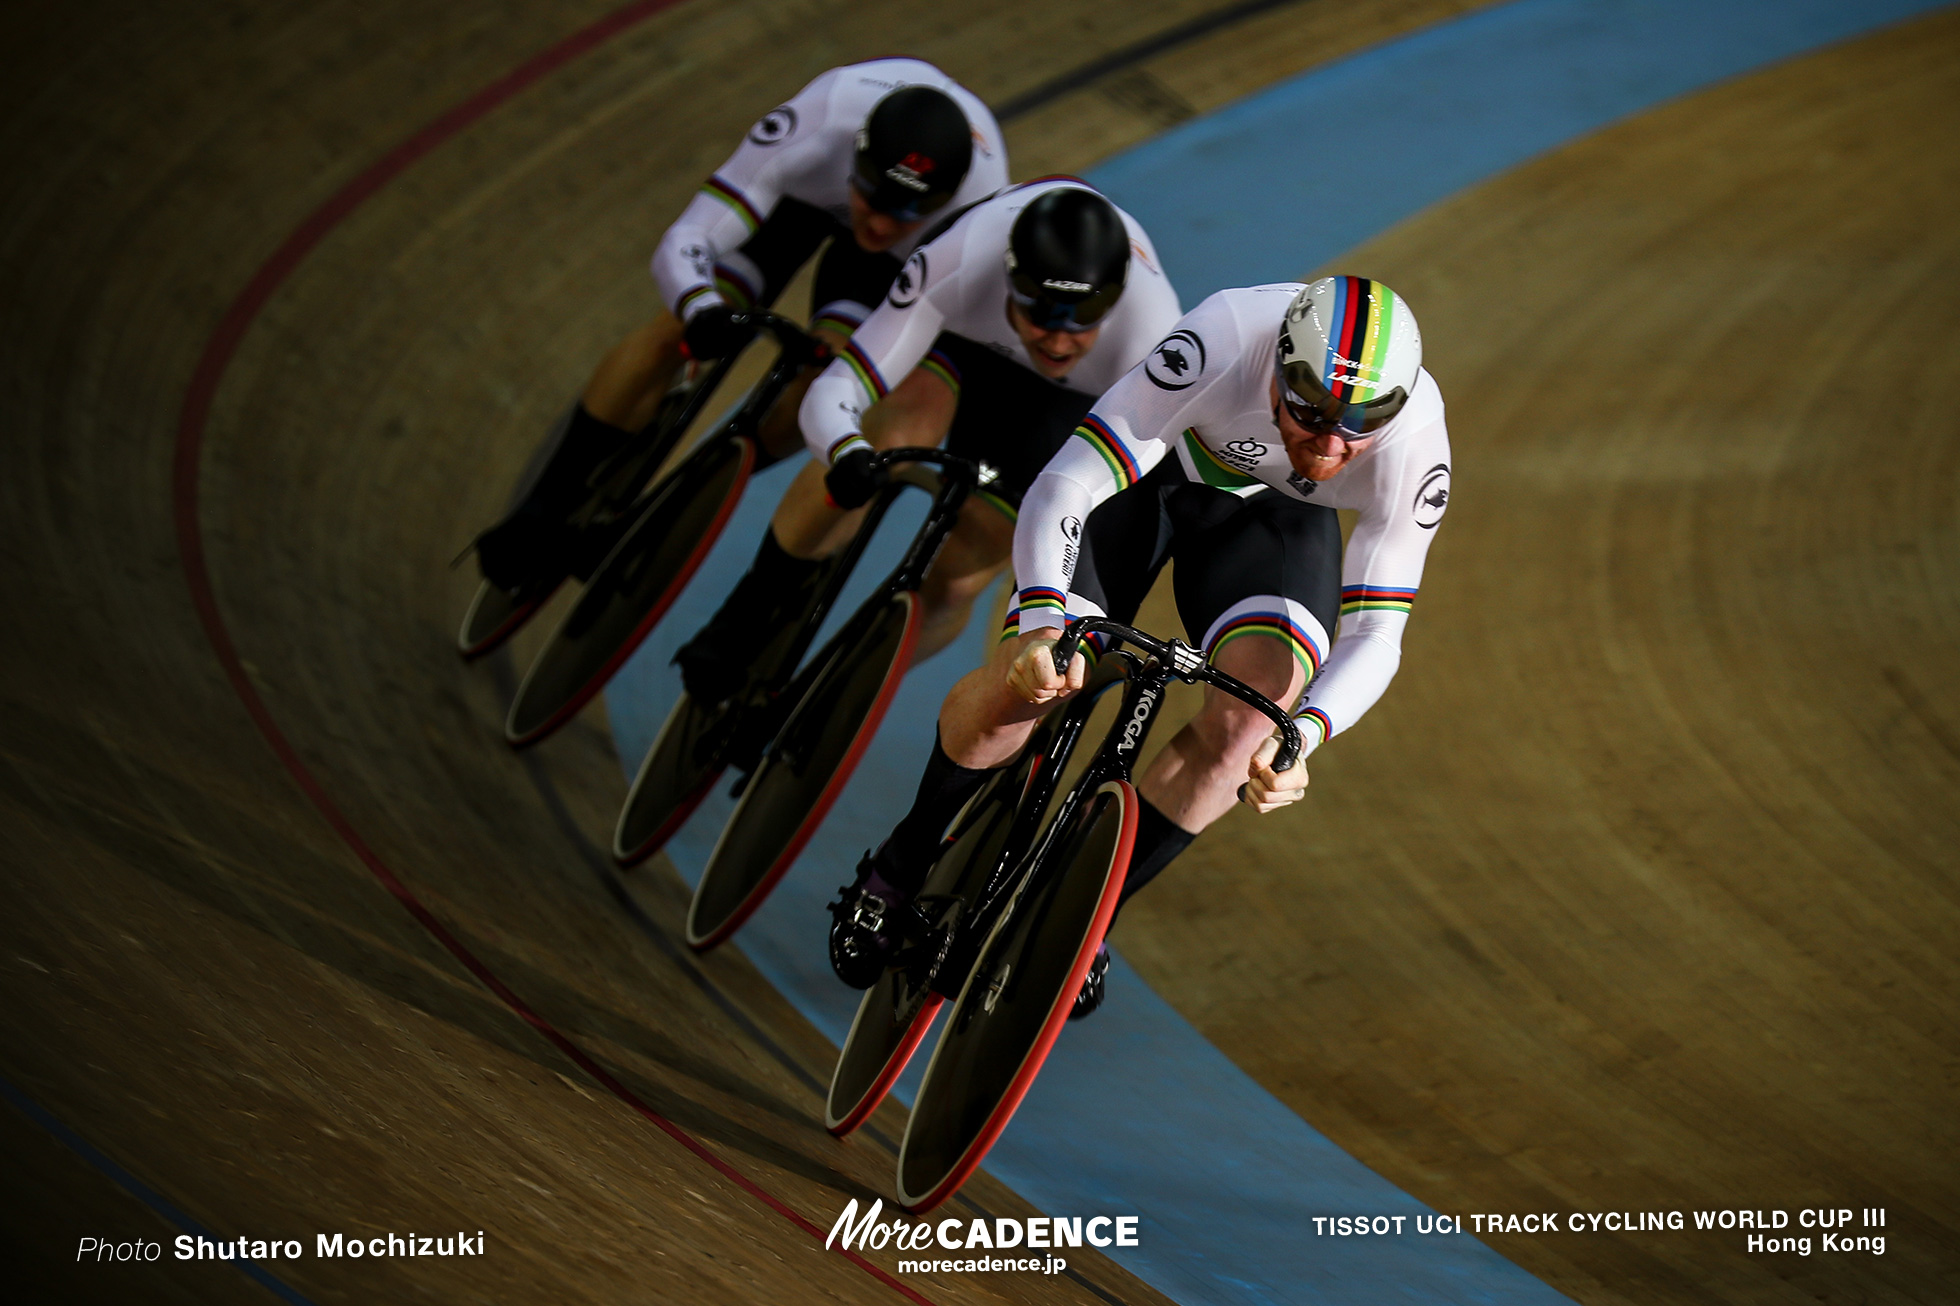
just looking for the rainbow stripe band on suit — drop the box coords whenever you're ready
[676,283,717,318]
[1016,585,1069,617]
[1296,706,1333,747]
[1205,610,1325,680]
[839,338,890,401]
[810,305,865,338]
[700,175,763,231]
[1073,415,1142,490]
[920,348,962,399]
[1340,583,1417,617]
[712,260,761,311]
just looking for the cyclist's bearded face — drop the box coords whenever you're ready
[1270,378,1373,481]
[1006,300,1100,380]
[848,190,924,253]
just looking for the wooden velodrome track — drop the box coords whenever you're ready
[3,0,1955,1302]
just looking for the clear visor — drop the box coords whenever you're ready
[1277,359,1407,436]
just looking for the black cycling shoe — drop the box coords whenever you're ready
[673,533,824,704]
[828,853,910,989]
[1070,942,1110,1021]
[476,507,577,593]
[673,628,751,706]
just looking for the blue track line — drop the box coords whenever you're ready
[1,1074,319,1305]
[606,2,1953,1301]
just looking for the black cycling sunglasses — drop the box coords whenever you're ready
[1276,359,1406,436]
[850,156,956,223]
[1007,267,1122,334]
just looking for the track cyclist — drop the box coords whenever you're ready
[832,276,1451,1015]
[473,59,1006,592]
[671,177,1183,702]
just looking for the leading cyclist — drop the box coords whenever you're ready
[474,59,1006,591]
[671,178,1184,703]
[832,277,1452,1016]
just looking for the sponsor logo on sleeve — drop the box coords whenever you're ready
[1413,463,1450,529]
[681,243,712,276]
[1059,515,1082,574]
[889,251,927,308]
[749,106,796,145]
[1145,330,1205,391]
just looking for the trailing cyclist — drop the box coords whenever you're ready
[474,59,1006,592]
[833,276,1451,1016]
[673,178,1184,703]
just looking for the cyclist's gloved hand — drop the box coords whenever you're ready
[1240,732,1310,813]
[682,303,751,361]
[824,442,887,509]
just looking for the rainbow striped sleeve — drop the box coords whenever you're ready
[675,283,718,318]
[1341,584,1417,617]
[1071,415,1142,490]
[838,338,891,402]
[700,175,763,232]
[1296,706,1333,747]
[1016,585,1069,619]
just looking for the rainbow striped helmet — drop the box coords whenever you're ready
[1276,276,1421,437]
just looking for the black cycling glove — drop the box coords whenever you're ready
[682,303,751,360]
[824,444,887,509]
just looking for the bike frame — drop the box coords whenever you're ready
[730,446,980,773]
[579,311,822,535]
[922,618,1304,996]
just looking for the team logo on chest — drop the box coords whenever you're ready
[749,106,796,146]
[1145,330,1205,391]
[888,251,927,308]
[1216,438,1267,471]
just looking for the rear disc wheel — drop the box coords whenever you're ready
[457,576,557,659]
[685,591,920,951]
[895,779,1136,1212]
[612,692,733,866]
[823,739,1047,1136]
[504,436,751,747]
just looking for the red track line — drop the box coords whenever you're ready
[168,6,934,1302]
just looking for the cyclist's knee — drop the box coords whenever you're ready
[1207,631,1306,708]
[1191,692,1280,761]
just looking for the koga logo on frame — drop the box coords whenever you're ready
[1118,688,1159,753]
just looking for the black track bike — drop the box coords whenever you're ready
[480,313,823,746]
[822,616,1303,1213]
[456,318,767,660]
[611,448,986,952]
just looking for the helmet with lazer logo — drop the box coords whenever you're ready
[1276,276,1422,436]
[1004,187,1131,333]
[851,86,975,222]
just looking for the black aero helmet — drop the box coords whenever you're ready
[1005,187,1131,333]
[852,85,974,222]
